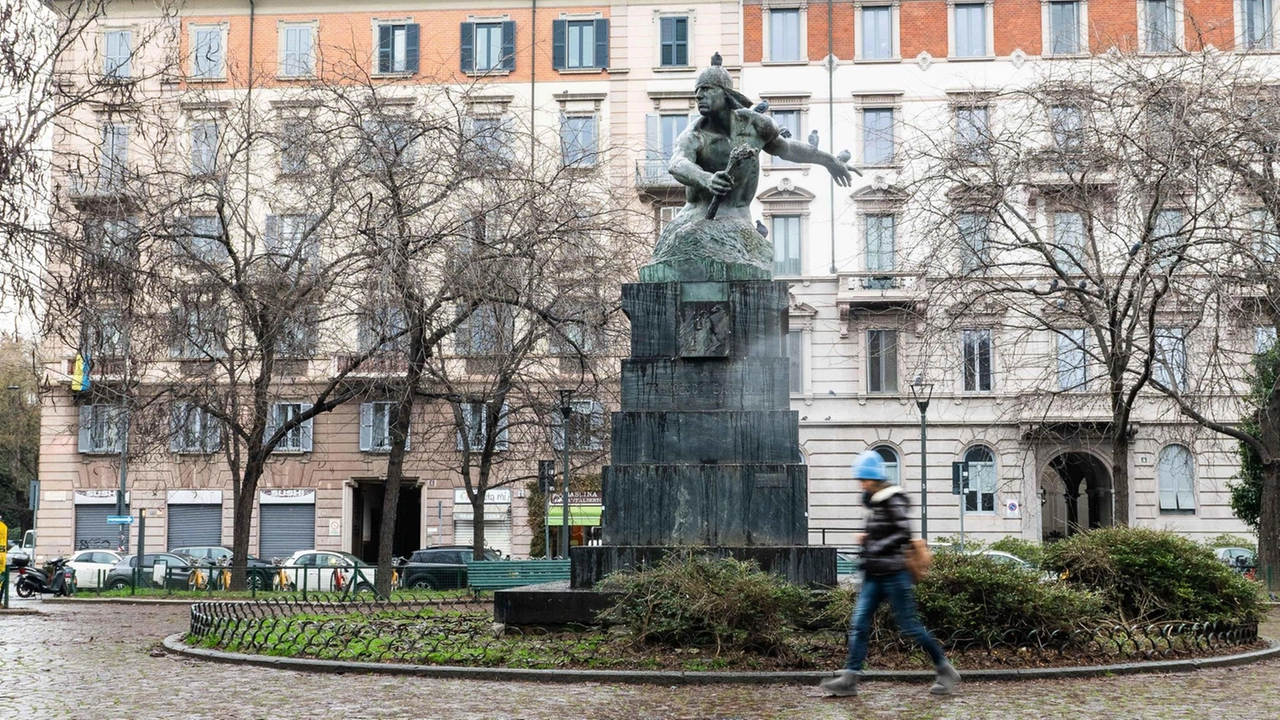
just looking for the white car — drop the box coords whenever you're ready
[281,550,376,593]
[67,549,123,589]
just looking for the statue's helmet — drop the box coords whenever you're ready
[695,52,753,110]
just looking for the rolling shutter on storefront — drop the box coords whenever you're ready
[75,504,127,551]
[166,504,222,550]
[258,504,315,561]
[453,512,511,557]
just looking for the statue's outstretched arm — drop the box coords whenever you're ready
[764,137,855,186]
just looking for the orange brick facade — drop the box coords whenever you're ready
[743,0,1244,62]
[180,8,612,89]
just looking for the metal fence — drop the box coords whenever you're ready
[86,563,471,600]
[186,595,1261,670]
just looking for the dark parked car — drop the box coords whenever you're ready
[104,553,195,590]
[399,546,501,590]
[170,546,275,589]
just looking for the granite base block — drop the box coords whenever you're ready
[620,357,791,412]
[601,463,808,546]
[492,581,619,627]
[569,545,837,589]
[622,281,789,359]
[609,410,800,465]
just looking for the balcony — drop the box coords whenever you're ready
[331,353,408,378]
[66,173,138,211]
[634,159,681,192]
[836,271,926,334]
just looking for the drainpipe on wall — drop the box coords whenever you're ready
[827,0,837,275]
[531,0,537,164]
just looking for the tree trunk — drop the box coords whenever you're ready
[1111,432,1131,527]
[230,463,264,590]
[1260,461,1280,593]
[376,327,426,597]
[471,491,488,561]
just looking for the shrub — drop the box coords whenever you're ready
[988,537,1046,568]
[596,552,809,656]
[1043,527,1262,624]
[818,552,1109,641]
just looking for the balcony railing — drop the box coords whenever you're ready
[836,271,926,331]
[634,159,681,190]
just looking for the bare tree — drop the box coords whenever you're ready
[905,50,1234,527]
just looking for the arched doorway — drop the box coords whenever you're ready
[1041,452,1112,540]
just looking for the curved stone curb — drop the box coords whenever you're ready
[162,634,1280,686]
[46,597,201,605]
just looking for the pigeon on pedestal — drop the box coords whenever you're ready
[756,220,769,238]
[779,127,792,138]
[753,99,770,114]
[808,129,820,149]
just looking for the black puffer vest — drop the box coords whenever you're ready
[860,486,912,577]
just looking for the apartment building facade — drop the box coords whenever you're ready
[35,0,1262,562]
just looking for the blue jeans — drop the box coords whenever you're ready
[844,570,947,671]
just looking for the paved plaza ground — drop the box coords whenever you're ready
[2,590,1279,719]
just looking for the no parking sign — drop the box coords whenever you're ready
[1006,500,1020,518]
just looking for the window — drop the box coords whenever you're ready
[553,399,606,451]
[171,304,226,359]
[100,123,128,187]
[376,23,420,74]
[866,214,896,279]
[954,3,989,58]
[1152,209,1184,269]
[553,19,607,70]
[958,212,990,273]
[185,216,227,264]
[873,446,900,485]
[1256,325,1277,355]
[964,445,997,513]
[1157,444,1196,513]
[1057,328,1089,391]
[473,22,506,72]
[191,122,217,176]
[456,304,515,355]
[561,115,598,167]
[659,16,690,66]
[279,119,310,175]
[170,403,220,453]
[1154,326,1187,391]
[1047,1,1081,54]
[770,9,802,62]
[1053,211,1085,272]
[1050,105,1083,152]
[770,109,800,165]
[456,400,509,451]
[867,329,898,393]
[1250,208,1280,259]
[863,108,895,165]
[360,401,410,452]
[266,402,313,453]
[955,106,990,163]
[78,404,125,454]
[103,29,131,79]
[86,308,126,358]
[659,114,688,160]
[192,26,224,79]
[549,317,603,355]
[265,214,319,265]
[276,309,317,357]
[962,329,993,392]
[772,214,802,276]
[365,118,416,170]
[862,6,893,59]
[1144,0,1177,52]
[1244,0,1274,49]
[787,328,804,394]
[358,306,408,353]
[469,116,510,161]
[281,23,314,77]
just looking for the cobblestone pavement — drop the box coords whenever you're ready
[2,596,1279,720]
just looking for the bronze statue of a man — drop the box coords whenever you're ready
[643,54,853,283]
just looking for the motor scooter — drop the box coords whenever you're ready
[15,557,76,597]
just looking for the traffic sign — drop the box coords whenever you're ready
[107,515,134,525]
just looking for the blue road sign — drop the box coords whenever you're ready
[106,515,134,525]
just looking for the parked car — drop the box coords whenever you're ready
[66,549,123,589]
[974,550,1061,583]
[280,550,375,593]
[104,553,195,590]
[1216,547,1257,571]
[399,546,501,590]
[170,546,233,563]
[6,529,36,567]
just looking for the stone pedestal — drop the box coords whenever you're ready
[569,278,834,588]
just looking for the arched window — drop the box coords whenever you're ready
[873,445,900,485]
[963,445,996,513]
[1157,444,1196,513]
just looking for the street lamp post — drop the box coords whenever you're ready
[909,375,934,541]
[558,389,573,559]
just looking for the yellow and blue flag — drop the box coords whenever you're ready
[70,350,91,392]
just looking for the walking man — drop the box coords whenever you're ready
[819,450,961,697]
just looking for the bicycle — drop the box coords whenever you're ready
[187,564,210,591]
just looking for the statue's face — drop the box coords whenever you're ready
[696,85,727,116]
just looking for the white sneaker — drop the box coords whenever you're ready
[929,661,961,695]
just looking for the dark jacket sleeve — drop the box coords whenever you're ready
[863,495,911,558]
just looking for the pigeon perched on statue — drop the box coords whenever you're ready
[779,126,792,138]
[711,51,723,66]
[756,220,769,238]
[753,99,770,114]
[836,149,851,164]
[808,129,820,149]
